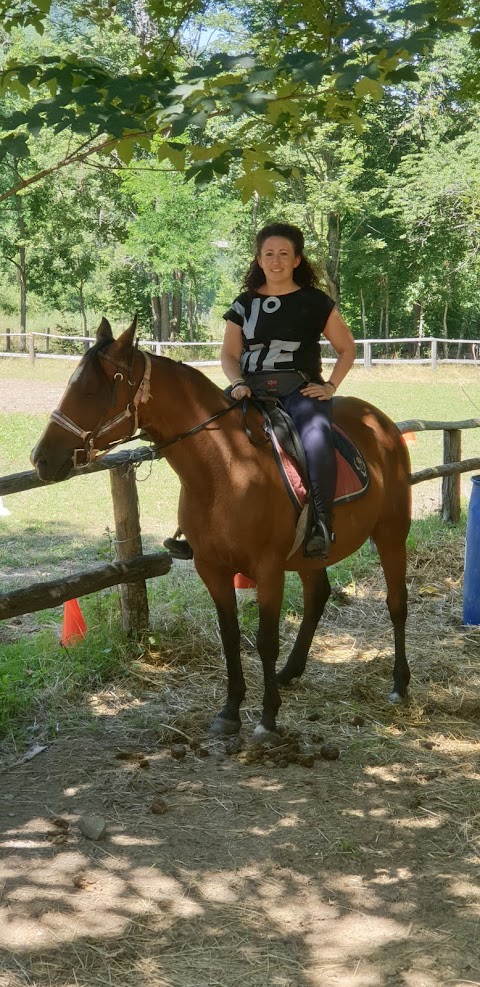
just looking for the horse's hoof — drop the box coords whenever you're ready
[253,724,279,744]
[209,715,241,736]
[276,667,294,686]
[388,689,407,705]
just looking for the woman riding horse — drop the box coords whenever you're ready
[165,222,356,561]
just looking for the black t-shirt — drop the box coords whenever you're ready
[223,287,335,378]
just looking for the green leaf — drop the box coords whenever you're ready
[115,139,135,165]
[0,132,30,161]
[234,167,281,202]
[354,78,384,100]
[157,142,186,170]
[8,79,31,99]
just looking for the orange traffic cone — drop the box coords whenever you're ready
[61,598,87,646]
[234,573,257,590]
[402,431,417,445]
[234,572,257,604]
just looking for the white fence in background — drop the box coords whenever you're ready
[1,332,480,369]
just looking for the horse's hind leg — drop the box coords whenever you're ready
[371,523,410,703]
[276,568,331,686]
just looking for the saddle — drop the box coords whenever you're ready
[251,398,370,515]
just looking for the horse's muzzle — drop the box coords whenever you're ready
[30,443,73,483]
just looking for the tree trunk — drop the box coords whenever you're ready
[132,0,157,44]
[79,282,89,352]
[413,301,423,357]
[171,269,184,337]
[384,272,390,338]
[18,245,27,351]
[150,273,162,340]
[14,195,27,352]
[252,191,260,233]
[188,269,199,341]
[151,296,162,340]
[160,291,170,340]
[187,295,195,341]
[326,211,340,304]
[360,288,367,338]
[443,300,449,358]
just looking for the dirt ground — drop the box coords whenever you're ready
[1,378,480,987]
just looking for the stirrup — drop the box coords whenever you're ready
[163,536,193,560]
[303,517,333,560]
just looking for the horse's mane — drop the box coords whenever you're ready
[86,339,229,405]
[153,353,229,402]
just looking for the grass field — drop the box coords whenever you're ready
[1,360,479,551]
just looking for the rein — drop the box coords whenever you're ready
[50,349,250,468]
[149,399,246,457]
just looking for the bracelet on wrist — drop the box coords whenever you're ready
[231,378,246,388]
[325,381,336,392]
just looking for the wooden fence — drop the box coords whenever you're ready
[0,419,479,630]
[0,448,171,633]
[1,332,480,368]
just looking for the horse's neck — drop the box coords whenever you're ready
[139,357,234,476]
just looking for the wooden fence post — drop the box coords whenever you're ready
[109,463,149,635]
[28,333,35,364]
[5,328,11,352]
[431,337,437,371]
[442,429,461,523]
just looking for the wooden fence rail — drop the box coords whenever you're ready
[0,553,171,621]
[0,417,479,627]
[396,418,480,522]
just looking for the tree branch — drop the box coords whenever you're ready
[0,131,154,202]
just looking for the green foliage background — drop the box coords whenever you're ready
[1,2,480,341]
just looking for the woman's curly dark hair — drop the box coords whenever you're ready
[242,222,319,293]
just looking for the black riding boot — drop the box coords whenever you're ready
[303,510,334,560]
[163,529,193,560]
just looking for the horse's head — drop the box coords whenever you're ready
[31,316,143,482]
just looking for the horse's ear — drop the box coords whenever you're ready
[114,314,138,354]
[97,317,113,343]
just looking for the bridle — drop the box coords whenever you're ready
[50,350,153,468]
[49,348,247,469]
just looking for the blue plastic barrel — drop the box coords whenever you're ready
[463,475,480,625]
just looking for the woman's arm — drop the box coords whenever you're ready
[301,308,356,402]
[221,320,251,397]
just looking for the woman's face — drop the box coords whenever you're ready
[257,236,301,283]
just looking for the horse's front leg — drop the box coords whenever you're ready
[253,570,285,738]
[195,562,245,735]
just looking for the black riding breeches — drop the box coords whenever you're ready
[280,388,337,520]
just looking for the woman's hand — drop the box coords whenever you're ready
[231,382,251,399]
[301,381,336,401]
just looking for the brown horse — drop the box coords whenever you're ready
[31,318,411,738]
